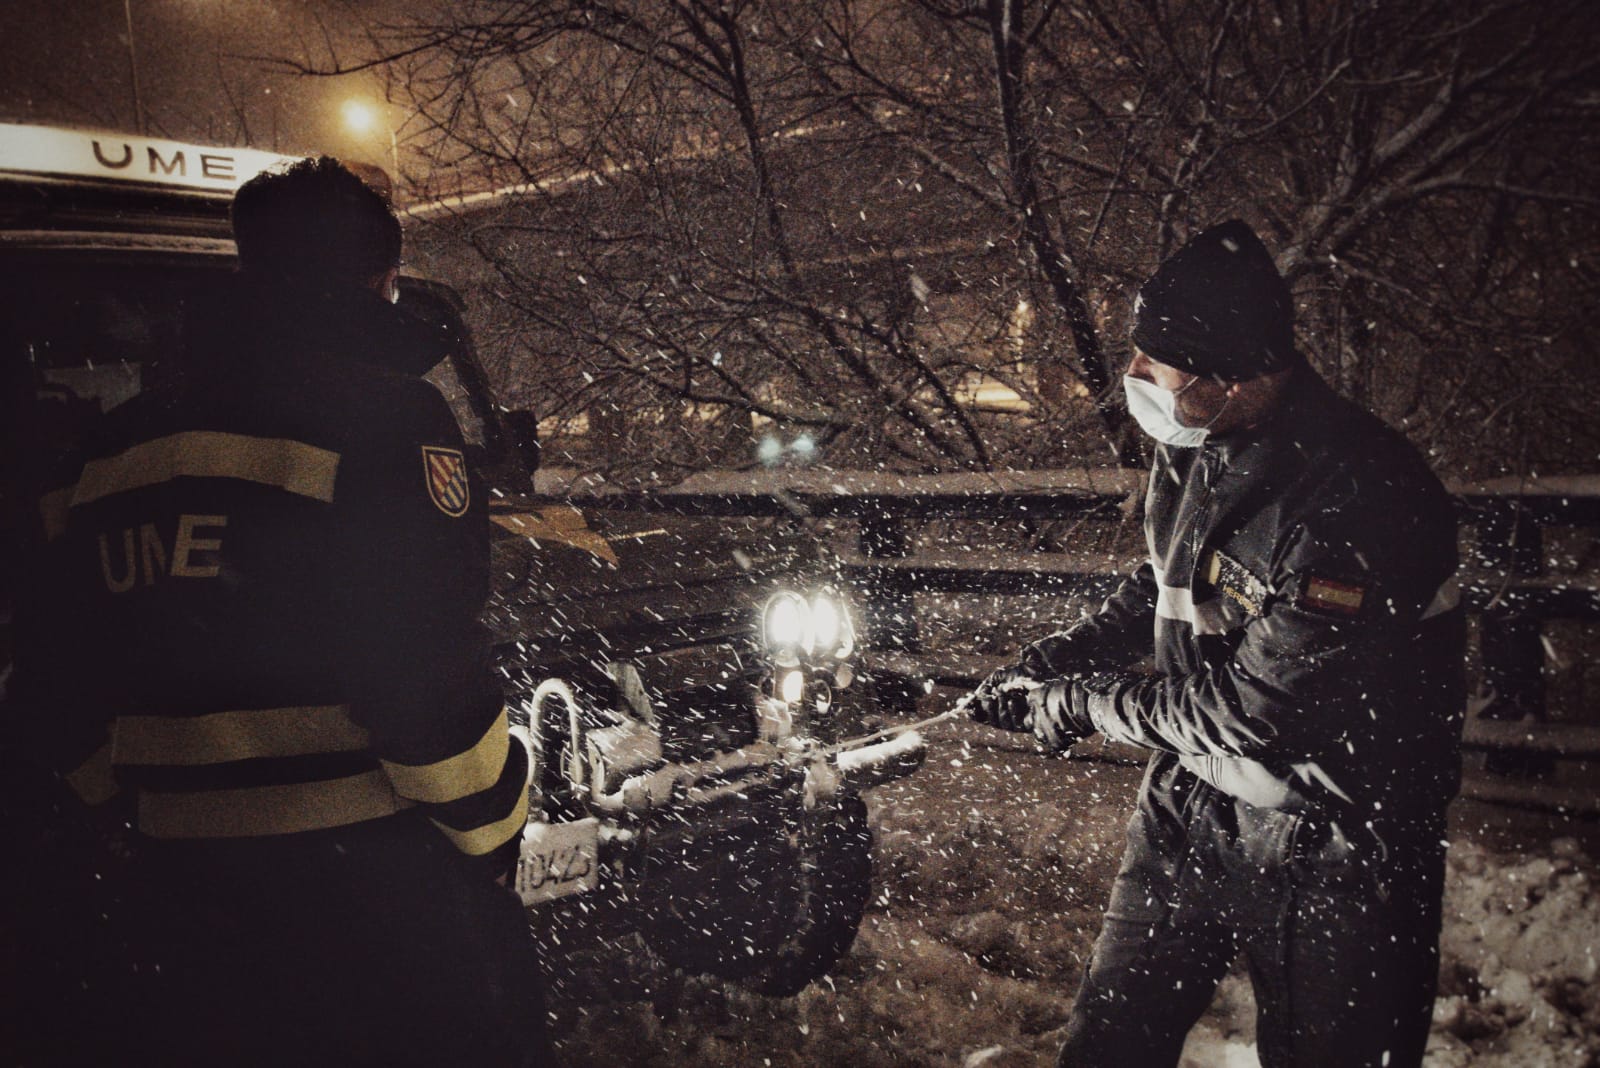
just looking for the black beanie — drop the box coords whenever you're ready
[1130,219,1298,381]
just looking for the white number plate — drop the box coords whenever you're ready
[516,817,600,905]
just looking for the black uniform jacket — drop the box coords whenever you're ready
[1029,368,1464,900]
[26,278,527,872]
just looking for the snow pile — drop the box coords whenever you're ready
[1428,838,1600,1067]
[1174,838,1600,1068]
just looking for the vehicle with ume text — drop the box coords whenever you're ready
[0,123,928,998]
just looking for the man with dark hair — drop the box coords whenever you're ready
[15,157,549,1066]
[969,220,1464,1068]
[230,155,404,292]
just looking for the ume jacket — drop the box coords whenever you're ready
[28,278,528,869]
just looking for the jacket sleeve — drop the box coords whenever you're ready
[7,463,122,810]
[1076,479,1460,765]
[1021,562,1157,675]
[338,378,527,875]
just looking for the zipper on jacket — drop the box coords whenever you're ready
[1188,447,1223,568]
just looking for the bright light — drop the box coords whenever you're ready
[779,669,805,705]
[809,594,839,653]
[762,588,858,667]
[342,99,378,135]
[763,591,807,655]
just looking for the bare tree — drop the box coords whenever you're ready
[314,0,1597,481]
[342,2,1037,481]
[821,0,1600,476]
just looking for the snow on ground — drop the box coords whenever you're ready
[1427,839,1600,1067]
[553,721,1600,1067]
[1174,837,1600,1068]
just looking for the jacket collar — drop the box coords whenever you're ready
[193,275,447,378]
[1202,364,1325,463]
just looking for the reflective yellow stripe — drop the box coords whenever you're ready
[138,770,411,840]
[429,785,529,857]
[72,431,340,506]
[114,706,370,766]
[38,487,72,542]
[66,742,119,806]
[381,707,510,805]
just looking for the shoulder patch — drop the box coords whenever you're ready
[422,445,469,517]
[1299,575,1365,616]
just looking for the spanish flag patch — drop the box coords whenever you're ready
[422,446,469,517]
[1299,576,1365,616]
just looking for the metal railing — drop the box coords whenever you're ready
[533,469,1600,811]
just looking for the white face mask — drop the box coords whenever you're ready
[1123,374,1212,448]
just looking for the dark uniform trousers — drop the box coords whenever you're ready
[125,823,549,1068]
[1059,778,1443,1068]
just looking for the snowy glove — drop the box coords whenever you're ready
[1025,677,1097,752]
[966,665,1042,732]
[1017,635,1082,680]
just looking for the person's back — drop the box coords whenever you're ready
[20,159,544,1067]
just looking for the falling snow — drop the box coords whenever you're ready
[546,714,1600,1066]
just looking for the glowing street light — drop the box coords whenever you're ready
[341,99,376,134]
[342,98,397,177]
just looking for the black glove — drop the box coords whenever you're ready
[1025,677,1097,752]
[966,665,1040,732]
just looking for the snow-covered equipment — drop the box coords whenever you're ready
[495,557,927,993]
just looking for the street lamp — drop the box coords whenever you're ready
[342,99,398,178]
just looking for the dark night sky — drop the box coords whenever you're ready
[0,1,426,169]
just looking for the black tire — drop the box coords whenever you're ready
[743,791,873,997]
[638,816,799,982]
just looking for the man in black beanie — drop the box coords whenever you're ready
[967,220,1464,1067]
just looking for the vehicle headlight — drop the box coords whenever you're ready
[762,591,809,665]
[809,591,854,659]
[761,588,856,666]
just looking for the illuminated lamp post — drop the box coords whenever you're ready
[341,99,399,179]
